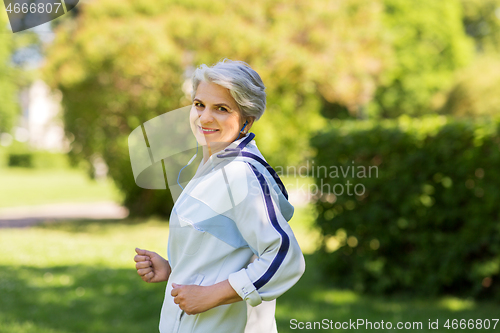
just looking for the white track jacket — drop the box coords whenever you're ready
[159,133,305,333]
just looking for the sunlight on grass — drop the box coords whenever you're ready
[438,296,476,311]
[372,301,406,313]
[0,168,121,208]
[0,218,169,268]
[311,289,359,305]
[276,304,319,322]
[0,319,65,333]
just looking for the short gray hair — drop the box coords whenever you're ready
[191,59,266,121]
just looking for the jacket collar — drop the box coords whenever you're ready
[214,132,255,159]
[196,132,255,172]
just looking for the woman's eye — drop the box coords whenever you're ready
[218,106,228,112]
[194,102,203,108]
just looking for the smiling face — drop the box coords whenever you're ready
[190,81,252,155]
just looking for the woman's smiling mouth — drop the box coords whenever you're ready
[198,126,220,134]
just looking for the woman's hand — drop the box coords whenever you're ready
[171,280,242,315]
[134,248,171,283]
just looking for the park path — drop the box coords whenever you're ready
[0,191,311,228]
[0,201,129,228]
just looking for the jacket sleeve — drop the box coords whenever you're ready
[224,161,306,307]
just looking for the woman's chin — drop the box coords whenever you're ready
[207,140,231,152]
[193,133,235,152]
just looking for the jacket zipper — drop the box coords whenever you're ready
[173,309,185,333]
[172,275,204,333]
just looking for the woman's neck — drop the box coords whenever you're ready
[201,134,247,164]
[201,142,230,164]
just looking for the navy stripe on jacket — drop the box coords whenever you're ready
[247,163,290,290]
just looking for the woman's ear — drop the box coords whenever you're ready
[244,117,256,132]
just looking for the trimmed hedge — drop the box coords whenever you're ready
[8,153,33,167]
[0,141,72,169]
[311,115,500,300]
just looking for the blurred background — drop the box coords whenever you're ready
[1,0,499,332]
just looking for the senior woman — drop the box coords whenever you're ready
[134,59,305,333]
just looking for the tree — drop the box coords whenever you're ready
[43,0,394,215]
[367,0,474,118]
[0,12,19,133]
[439,1,500,119]
[461,0,500,54]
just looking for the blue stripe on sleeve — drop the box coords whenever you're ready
[247,162,290,290]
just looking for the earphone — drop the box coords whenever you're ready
[241,120,249,132]
[237,120,249,140]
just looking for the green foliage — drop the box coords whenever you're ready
[30,151,73,169]
[439,1,500,120]
[368,0,475,118]
[0,148,6,168]
[8,153,33,168]
[1,141,72,169]
[44,3,187,216]
[0,12,19,133]
[461,0,500,54]
[311,115,500,299]
[440,56,500,118]
[43,0,396,215]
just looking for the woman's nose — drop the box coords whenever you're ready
[199,108,214,124]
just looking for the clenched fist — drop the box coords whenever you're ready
[134,248,171,283]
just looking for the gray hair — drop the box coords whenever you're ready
[191,59,266,121]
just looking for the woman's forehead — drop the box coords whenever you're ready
[195,81,238,109]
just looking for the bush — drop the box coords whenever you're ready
[0,148,6,168]
[311,115,500,300]
[8,153,33,168]
[31,151,72,169]
[6,151,73,169]
[1,140,73,170]
[5,141,33,168]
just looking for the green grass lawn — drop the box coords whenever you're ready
[0,167,121,208]
[1,212,499,333]
[0,218,169,333]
